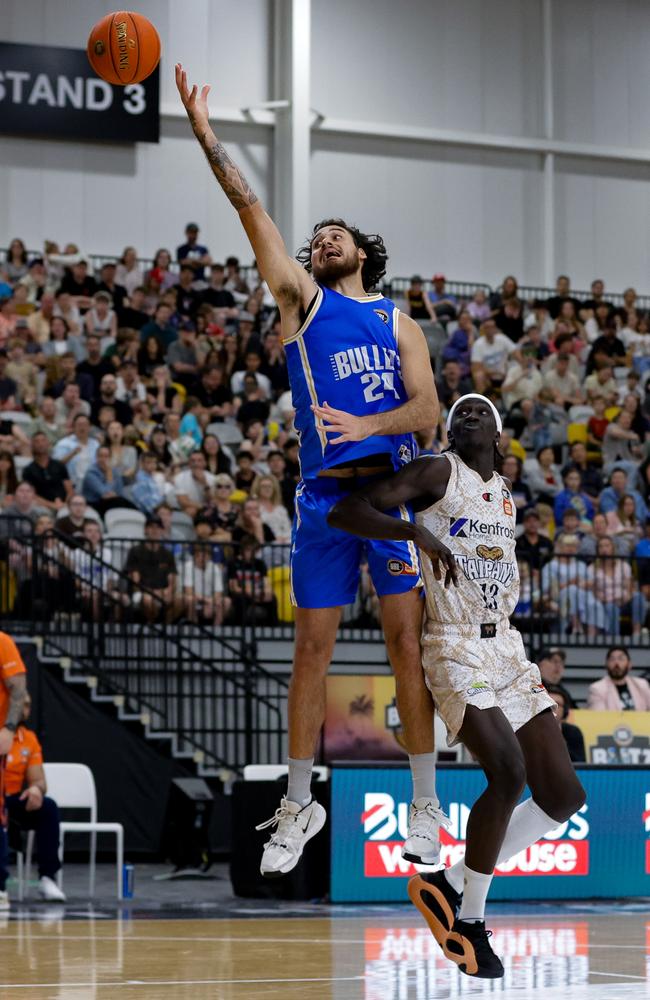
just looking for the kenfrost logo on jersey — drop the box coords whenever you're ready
[449,517,514,540]
[362,792,589,877]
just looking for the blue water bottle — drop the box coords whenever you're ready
[122,863,134,899]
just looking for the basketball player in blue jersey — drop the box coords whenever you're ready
[176,66,447,878]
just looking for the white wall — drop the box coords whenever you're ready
[1,0,650,288]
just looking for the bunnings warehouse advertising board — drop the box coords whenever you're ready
[330,766,650,902]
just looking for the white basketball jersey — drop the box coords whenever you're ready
[417,453,520,625]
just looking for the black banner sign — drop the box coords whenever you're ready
[0,40,159,143]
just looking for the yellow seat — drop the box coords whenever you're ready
[605,406,621,422]
[567,422,588,444]
[171,381,187,401]
[268,565,294,623]
[509,437,526,461]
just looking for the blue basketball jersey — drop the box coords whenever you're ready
[284,285,416,479]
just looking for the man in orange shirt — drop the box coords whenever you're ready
[0,632,28,910]
[0,690,65,904]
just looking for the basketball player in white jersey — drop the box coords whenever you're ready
[328,394,586,979]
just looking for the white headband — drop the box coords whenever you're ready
[446,393,503,434]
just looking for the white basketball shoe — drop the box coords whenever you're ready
[257,796,327,878]
[402,797,450,865]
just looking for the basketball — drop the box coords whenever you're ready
[87,11,161,86]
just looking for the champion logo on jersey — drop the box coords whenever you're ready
[482,492,493,502]
[449,517,468,538]
[373,308,389,324]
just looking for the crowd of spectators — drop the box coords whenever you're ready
[2,235,650,635]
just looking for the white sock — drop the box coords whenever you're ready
[286,756,313,806]
[408,752,437,802]
[458,866,493,922]
[444,797,559,895]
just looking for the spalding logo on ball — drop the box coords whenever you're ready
[87,11,161,86]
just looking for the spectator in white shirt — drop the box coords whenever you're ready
[52,414,100,491]
[470,318,516,394]
[182,546,230,625]
[250,474,292,543]
[231,352,271,399]
[115,247,144,298]
[172,450,217,518]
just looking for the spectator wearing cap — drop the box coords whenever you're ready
[553,468,595,527]
[545,683,585,762]
[177,223,211,280]
[52,413,99,490]
[139,303,178,351]
[516,508,553,570]
[166,321,200,390]
[58,260,97,312]
[427,274,458,323]
[172,450,217,519]
[96,261,128,314]
[125,516,181,623]
[191,365,233,424]
[405,276,437,322]
[600,467,648,524]
[587,646,650,711]
[132,451,166,515]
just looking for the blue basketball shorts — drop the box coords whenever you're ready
[289,477,422,609]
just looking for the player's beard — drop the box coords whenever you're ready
[312,252,362,286]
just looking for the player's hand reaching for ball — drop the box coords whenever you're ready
[414,526,459,589]
[175,63,211,132]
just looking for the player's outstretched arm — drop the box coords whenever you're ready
[313,315,439,443]
[327,457,458,587]
[175,64,312,310]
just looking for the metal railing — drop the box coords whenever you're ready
[0,518,289,773]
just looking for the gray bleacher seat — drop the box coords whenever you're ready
[206,422,243,447]
[171,510,196,541]
[104,508,146,539]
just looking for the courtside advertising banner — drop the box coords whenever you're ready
[330,766,650,902]
[0,41,159,143]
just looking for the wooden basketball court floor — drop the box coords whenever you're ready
[2,903,650,1000]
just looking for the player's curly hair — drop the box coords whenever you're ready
[296,218,388,292]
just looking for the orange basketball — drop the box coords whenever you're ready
[87,11,161,86]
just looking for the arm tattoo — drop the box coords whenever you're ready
[5,673,26,729]
[194,125,258,211]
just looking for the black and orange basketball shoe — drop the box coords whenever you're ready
[407,870,462,951]
[444,918,504,978]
